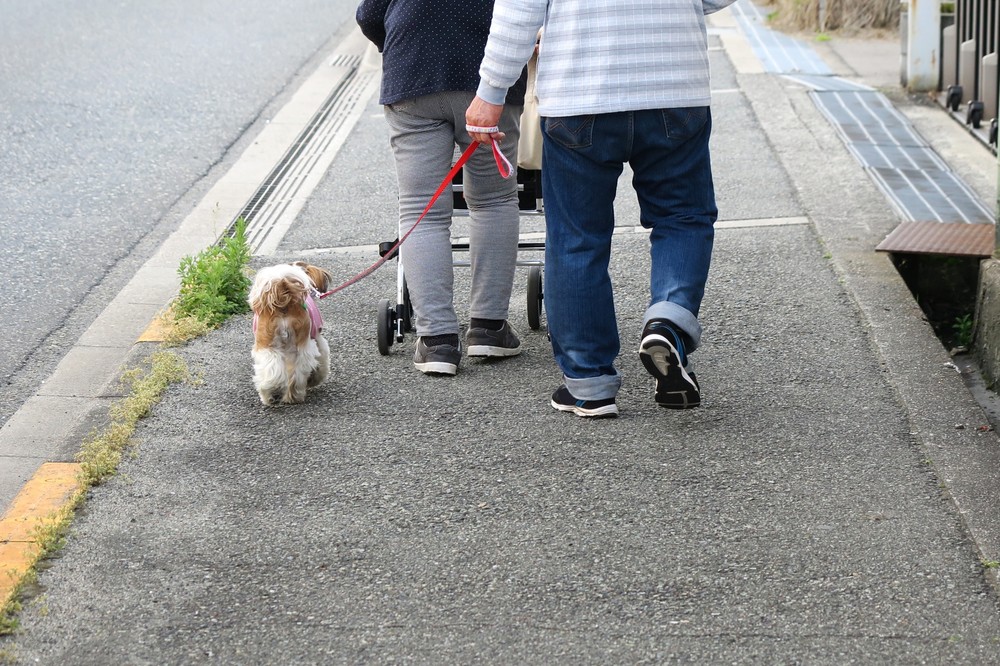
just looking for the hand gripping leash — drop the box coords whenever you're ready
[318,136,512,299]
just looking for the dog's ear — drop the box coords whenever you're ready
[301,264,332,292]
[258,277,306,312]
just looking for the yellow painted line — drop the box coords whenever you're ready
[0,463,82,605]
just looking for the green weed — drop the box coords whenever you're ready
[953,314,974,348]
[173,218,252,328]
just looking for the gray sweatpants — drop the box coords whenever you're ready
[384,91,522,337]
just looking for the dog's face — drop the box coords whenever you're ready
[292,261,332,293]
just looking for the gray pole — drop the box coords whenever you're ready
[905,0,941,91]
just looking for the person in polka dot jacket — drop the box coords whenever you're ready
[357,0,528,377]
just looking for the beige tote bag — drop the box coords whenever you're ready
[517,50,542,170]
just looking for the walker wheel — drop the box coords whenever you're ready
[378,239,400,259]
[377,298,395,355]
[527,266,543,330]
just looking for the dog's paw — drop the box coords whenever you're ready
[307,369,327,388]
[281,387,307,404]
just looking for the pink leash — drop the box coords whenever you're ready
[318,138,512,299]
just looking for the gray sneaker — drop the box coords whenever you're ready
[413,337,461,375]
[466,321,521,357]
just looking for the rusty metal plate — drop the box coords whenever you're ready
[875,221,996,257]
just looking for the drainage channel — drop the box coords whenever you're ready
[730,0,832,75]
[228,52,379,255]
[730,0,994,348]
[730,0,996,231]
[810,88,995,224]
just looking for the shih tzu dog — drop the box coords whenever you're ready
[247,261,332,405]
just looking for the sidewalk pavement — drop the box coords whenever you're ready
[6,7,1000,664]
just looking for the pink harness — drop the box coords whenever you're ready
[253,292,323,340]
[304,292,323,339]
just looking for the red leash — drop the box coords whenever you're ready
[318,138,512,299]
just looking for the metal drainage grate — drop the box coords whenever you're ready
[810,89,923,146]
[226,53,378,254]
[782,74,871,92]
[730,0,832,75]
[728,0,996,244]
[867,166,995,224]
[810,89,995,225]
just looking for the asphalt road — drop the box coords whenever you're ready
[0,0,358,426]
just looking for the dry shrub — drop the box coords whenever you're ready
[763,0,900,33]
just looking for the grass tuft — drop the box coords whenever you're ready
[144,218,253,345]
[952,314,974,349]
[160,311,214,346]
[0,219,251,635]
[77,352,190,487]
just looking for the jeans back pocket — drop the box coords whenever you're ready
[542,115,595,150]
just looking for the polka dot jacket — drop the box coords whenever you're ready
[356,0,526,107]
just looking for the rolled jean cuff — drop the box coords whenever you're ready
[564,371,622,402]
[644,302,702,351]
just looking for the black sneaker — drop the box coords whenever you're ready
[550,385,619,418]
[639,319,701,409]
[413,336,461,375]
[466,321,521,357]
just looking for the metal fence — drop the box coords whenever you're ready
[940,0,999,143]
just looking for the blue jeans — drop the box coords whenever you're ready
[541,107,717,401]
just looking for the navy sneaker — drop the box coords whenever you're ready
[550,385,619,418]
[639,319,701,409]
[413,336,461,375]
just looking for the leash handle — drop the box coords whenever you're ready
[320,138,509,299]
[488,136,513,179]
[465,124,513,178]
